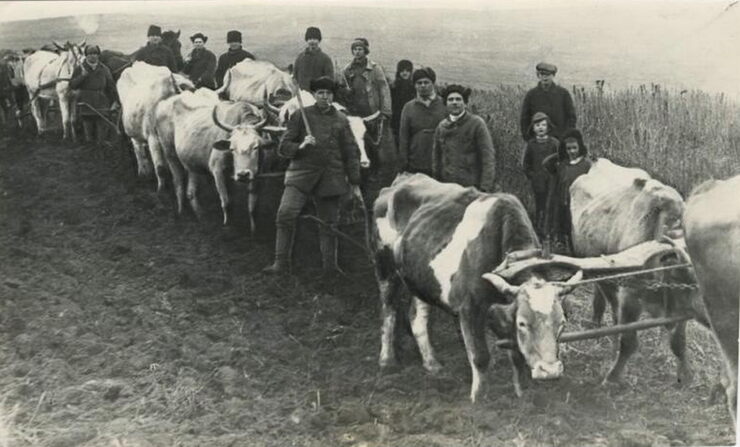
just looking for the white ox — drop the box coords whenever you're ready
[155,90,284,231]
[117,62,194,191]
[23,41,85,139]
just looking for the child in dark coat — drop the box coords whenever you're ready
[543,128,592,253]
[521,111,559,237]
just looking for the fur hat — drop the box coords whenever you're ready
[190,33,207,43]
[350,38,369,55]
[309,76,336,93]
[536,62,557,75]
[396,59,413,73]
[84,45,101,56]
[443,84,472,104]
[305,27,322,42]
[528,111,554,137]
[412,67,436,84]
[147,25,162,37]
[226,30,242,43]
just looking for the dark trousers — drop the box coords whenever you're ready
[81,116,107,144]
[276,186,340,231]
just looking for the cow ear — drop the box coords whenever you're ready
[488,302,517,339]
[212,140,231,151]
[482,273,520,297]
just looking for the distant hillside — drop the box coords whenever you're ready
[0,2,736,95]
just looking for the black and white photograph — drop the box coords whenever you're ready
[0,0,738,445]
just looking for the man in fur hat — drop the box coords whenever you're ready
[263,76,361,276]
[134,25,177,72]
[520,62,577,141]
[215,30,255,87]
[183,33,216,89]
[293,26,334,91]
[70,45,118,144]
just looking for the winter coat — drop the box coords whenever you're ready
[340,58,392,119]
[134,43,177,72]
[432,112,496,192]
[278,104,361,197]
[69,61,117,116]
[520,82,577,140]
[522,136,559,197]
[293,48,334,91]
[215,48,255,87]
[183,48,217,89]
[398,95,446,174]
[390,77,415,137]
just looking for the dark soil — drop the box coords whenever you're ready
[0,128,735,446]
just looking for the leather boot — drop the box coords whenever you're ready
[320,231,345,277]
[262,226,294,274]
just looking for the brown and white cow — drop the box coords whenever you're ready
[570,158,708,385]
[685,175,740,429]
[154,90,284,231]
[117,62,194,191]
[372,173,582,402]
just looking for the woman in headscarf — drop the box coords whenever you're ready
[390,59,414,145]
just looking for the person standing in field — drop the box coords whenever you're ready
[521,111,559,238]
[338,37,396,207]
[134,25,178,73]
[293,27,334,91]
[543,128,592,253]
[69,45,119,145]
[432,84,496,192]
[398,67,446,176]
[262,77,361,276]
[183,33,217,89]
[520,62,576,141]
[215,30,255,88]
[390,59,415,145]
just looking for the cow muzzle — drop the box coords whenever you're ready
[235,170,253,183]
[531,360,564,380]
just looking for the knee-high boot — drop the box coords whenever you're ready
[320,230,345,276]
[262,226,294,274]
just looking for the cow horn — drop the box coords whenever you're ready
[170,74,182,94]
[212,105,234,132]
[252,116,268,130]
[53,41,64,51]
[362,111,382,122]
[78,38,86,48]
[263,90,282,115]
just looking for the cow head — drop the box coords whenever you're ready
[483,270,583,380]
[211,105,285,183]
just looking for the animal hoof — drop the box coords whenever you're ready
[424,361,443,375]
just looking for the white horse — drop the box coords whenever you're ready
[23,41,85,139]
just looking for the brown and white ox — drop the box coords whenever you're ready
[570,158,708,385]
[117,62,194,191]
[685,175,740,429]
[154,90,284,231]
[23,41,85,139]
[371,173,582,402]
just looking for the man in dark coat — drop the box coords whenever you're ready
[134,25,177,72]
[293,26,334,91]
[520,62,577,141]
[183,33,217,89]
[390,59,414,145]
[398,66,446,175]
[263,76,361,276]
[69,45,118,144]
[432,84,496,192]
[215,30,255,87]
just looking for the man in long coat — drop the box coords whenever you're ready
[69,45,118,144]
[215,30,255,87]
[519,62,577,141]
[183,33,217,89]
[293,26,334,91]
[134,25,177,72]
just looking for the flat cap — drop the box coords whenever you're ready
[536,62,557,74]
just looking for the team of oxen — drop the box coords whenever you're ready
[5,36,738,430]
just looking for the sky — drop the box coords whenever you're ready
[0,0,729,23]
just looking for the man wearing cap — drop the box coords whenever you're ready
[263,76,361,276]
[134,25,177,72]
[183,33,217,89]
[520,62,577,141]
[397,67,446,175]
[339,37,395,206]
[215,30,255,88]
[69,45,119,144]
[293,26,334,91]
[432,84,496,192]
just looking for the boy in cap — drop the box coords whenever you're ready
[183,33,217,89]
[398,66,446,175]
[521,111,559,237]
[432,84,496,192]
[134,25,177,72]
[520,62,577,141]
[70,45,118,144]
[293,27,334,91]
[215,30,255,88]
[390,59,414,144]
[263,76,361,276]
